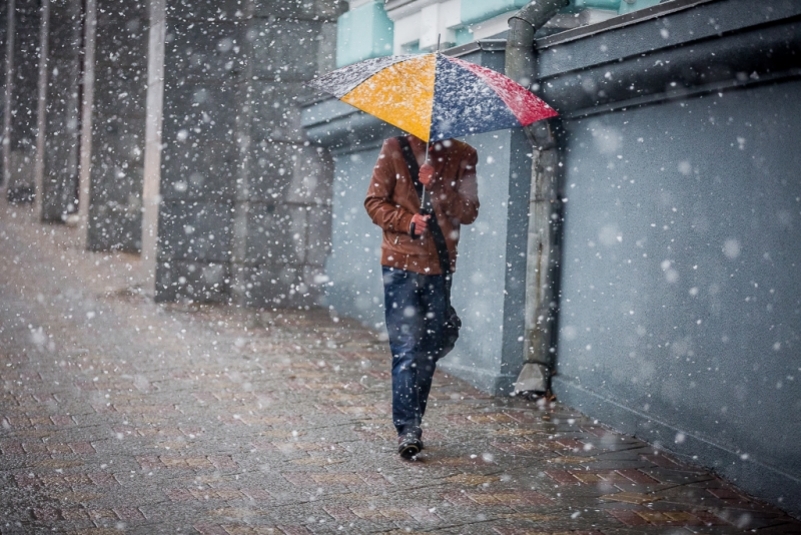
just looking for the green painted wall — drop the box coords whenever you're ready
[335,0,665,68]
[570,0,621,11]
[455,27,473,46]
[618,0,662,14]
[460,0,530,26]
[336,0,394,67]
[460,0,653,25]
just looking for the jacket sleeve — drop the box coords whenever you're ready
[443,147,479,224]
[364,140,415,234]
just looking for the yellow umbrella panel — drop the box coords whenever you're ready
[339,55,437,142]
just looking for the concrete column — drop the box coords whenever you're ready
[234,0,342,309]
[31,0,46,217]
[155,0,344,306]
[139,0,164,296]
[85,0,148,251]
[39,0,82,222]
[75,0,93,248]
[0,0,8,168]
[154,1,249,303]
[5,0,40,204]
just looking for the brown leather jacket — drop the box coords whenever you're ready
[364,136,480,275]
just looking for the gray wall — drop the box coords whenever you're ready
[322,143,385,326]
[555,79,801,514]
[531,0,801,516]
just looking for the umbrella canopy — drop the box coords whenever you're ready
[309,52,558,143]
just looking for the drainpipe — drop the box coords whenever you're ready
[506,0,568,397]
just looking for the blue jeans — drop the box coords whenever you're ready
[382,266,449,437]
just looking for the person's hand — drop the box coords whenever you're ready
[419,163,435,187]
[410,213,430,236]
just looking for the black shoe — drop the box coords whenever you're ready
[411,428,425,450]
[398,432,423,459]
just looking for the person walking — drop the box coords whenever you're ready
[364,134,480,459]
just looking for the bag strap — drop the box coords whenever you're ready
[397,136,453,285]
[398,136,425,206]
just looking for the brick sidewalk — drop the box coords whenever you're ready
[1,204,799,534]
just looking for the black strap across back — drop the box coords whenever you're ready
[397,136,453,285]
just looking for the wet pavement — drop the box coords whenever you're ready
[1,204,800,535]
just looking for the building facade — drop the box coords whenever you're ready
[303,0,801,517]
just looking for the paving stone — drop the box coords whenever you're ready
[1,205,800,533]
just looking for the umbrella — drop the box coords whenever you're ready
[308,52,558,143]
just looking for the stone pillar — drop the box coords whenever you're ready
[85,0,147,251]
[155,0,343,306]
[235,0,342,309]
[5,0,40,204]
[39,0,82,221]
[75,0,93,247]
[139,0,164,295]
[154,1,248,302]
[0,0,8,165]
